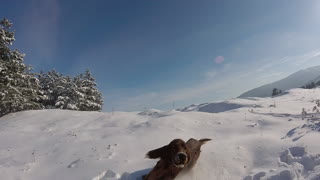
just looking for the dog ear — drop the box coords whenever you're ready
[199,138,211,145]
[146,145,168,159]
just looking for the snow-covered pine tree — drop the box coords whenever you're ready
[55,75,79,110]
[74,70,103,111]
[38,70,78,110]
[38,70,59,108]
[39,70,64,108]
[0,18,43,117]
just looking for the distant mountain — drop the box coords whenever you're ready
[238,65,320,98]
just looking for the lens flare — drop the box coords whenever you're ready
[215,56,224,64]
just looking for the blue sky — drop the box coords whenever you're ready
[2,0,320,111]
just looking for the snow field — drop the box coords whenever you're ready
[0,88,320,179]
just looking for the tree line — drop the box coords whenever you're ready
[272,80,320,97]
[301,80,320,89]
[0,18,103,117]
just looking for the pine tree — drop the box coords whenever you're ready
[39,70,78,110]
[39,70,61,108]
[55,75,78,110]
[0,18,43,117]
[311,82,316,89]
[272,88,278,96]
[303,81,317,89]
[272,88,282,97]
[74,70,103,111]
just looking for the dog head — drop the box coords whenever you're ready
[146,139,191,168]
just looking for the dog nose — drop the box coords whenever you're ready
[178,153,186,161]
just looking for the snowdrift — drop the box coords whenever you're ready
[178,98,262,113]
[1,88,320,180]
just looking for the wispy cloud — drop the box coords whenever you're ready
[292,48,320,66]
[75,18,320,112]
[108,48,320,111]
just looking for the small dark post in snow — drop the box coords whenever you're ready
[32,149,36,163]
[260,120,264,137]
[301,108,307,120]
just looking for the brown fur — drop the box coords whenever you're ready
[143,138,211,180]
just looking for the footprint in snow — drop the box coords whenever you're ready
[107,152,116,159]
[106,144,118,159]
[22,164,33,172]
[67,159,84,168]
[243,146,320,180]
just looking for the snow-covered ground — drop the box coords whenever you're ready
[1,88,320,180]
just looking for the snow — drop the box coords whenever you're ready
[1,88,320,180]
[178,99,262,113]
[244,146,320,179]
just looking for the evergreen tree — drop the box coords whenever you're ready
[39,70,78,110]
[55,75,78,110]
[0,18,43,117]
[38,70,60,108]
[272,88,282,97]
[0,18,103,115]
[74,70,103,111]
[272,88,278,96]
[305,81,316,89]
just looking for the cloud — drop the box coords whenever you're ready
[292,48,320,66]
[109,47,320,111]
[92,28,320,112]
